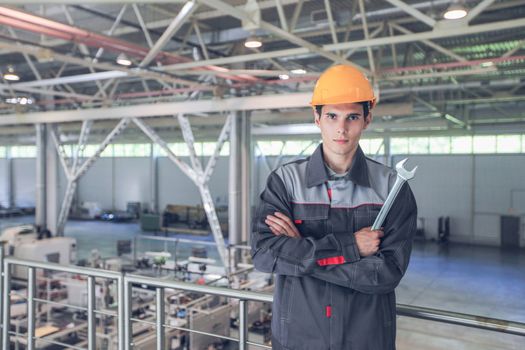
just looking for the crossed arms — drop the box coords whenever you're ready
[251,170,417,294]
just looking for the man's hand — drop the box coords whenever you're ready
[354,227,384,257]
[265,212,301,238]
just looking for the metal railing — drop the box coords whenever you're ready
[1,256,125,350]
[1,250,524,350]
[123,274,272,350]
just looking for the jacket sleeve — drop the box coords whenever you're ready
[251,169,361,276]
[310,182,417,294]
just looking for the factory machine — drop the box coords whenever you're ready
[0,225,273,349]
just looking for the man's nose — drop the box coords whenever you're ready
[336,120,347,134]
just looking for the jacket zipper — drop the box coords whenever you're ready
[327,283,333,349]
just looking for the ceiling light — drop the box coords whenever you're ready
[279,74,290,80]
[481,61,494,68]
[6,96,33,105]
[291,69,307,75]
[116,53,132,66]
[443,3,468,20]
[3,65,20,81]
[244,36,262,49]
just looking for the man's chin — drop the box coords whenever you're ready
[328,145,355,156]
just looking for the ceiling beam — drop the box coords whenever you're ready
[199,0,370,74]
[0,93,414,125]
[389,23,467,62]
[253,119,448,135]
[384,0,436,28]
[0,83,94,100]
[0,41,204,88]
[139,0,198,67]
[12,71,128,88]
[465,0,497,23]
[160,17,525,71]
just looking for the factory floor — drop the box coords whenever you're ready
[1,217,524,349]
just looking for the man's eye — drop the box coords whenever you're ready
[326,114,337,119]
[347,115,360,121]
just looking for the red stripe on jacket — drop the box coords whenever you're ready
[317,256,345,266]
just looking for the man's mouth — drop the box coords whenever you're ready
[334,139,349,144]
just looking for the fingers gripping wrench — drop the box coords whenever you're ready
[371,158,417,231]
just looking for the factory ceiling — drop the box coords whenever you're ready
[1,0,525,142]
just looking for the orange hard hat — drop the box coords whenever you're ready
[310,65,376,108]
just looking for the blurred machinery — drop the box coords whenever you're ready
[162,204,229,235]
[0,225,272,350]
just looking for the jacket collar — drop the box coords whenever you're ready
[306,143,371,188]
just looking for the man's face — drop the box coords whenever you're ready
[314,102,372,157]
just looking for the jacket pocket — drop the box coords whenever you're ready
[353,204,381,231]
[292,204,329,239]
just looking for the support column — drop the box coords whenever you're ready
[45,126,59,235]
[150,143,159,213]
[384,135,392,167]
[229,112,243,265]
[35,124,46,229]
[5,146,13,208]
[240,111,251,246]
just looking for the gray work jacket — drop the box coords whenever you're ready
[251,144,417,350]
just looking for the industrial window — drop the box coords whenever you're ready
[409,137,430,154]
[496,135,521,153]
[450,136,472,154]
[303,140,320,155]
[201,142,230,157]
[113,143,151,157]
[391,138,409,154]
[522,134,525,152]
[360,138,384,155]
[254,140,321,157]
[0,146,6,158]
[284,141,319,155]
[256,141,284,156]
[10,146,37,158]
[168,143,191,157]
[473,135,496,154]
[281,141,305,155]
[81,144,113,158]
[429,137,451,154]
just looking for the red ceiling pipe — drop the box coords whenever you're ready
[0,6,257,82]
[382,55,525,74]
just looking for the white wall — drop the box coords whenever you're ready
[0,159,7,207]
[1,153,524,247]
[394,154,525,247]
[12,159,36,207]
[157,156,230,210]
[114,157,151,210]
[474,155,525,246]
[77,158,113,209]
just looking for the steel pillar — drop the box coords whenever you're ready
[241,112,251,246]
[45,126,59,235]
[229,112,243,267]
[5,146,13,208]
[35,124,46,229]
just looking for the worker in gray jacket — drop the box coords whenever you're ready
[251,65,417,350]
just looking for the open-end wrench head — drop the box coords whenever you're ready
[395,158,417,180]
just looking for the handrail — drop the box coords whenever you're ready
[397,304,525,337]
[1,256,124,350]
[1,252,524,350]
[125,273,272,303]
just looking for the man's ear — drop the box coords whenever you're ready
[363,112,373,129]
[313,109,321,127]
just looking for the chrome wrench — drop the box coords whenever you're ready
[371,158,417,230]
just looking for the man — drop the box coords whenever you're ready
[251,65,417,350]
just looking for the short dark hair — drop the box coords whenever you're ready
[315,102,370,119]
